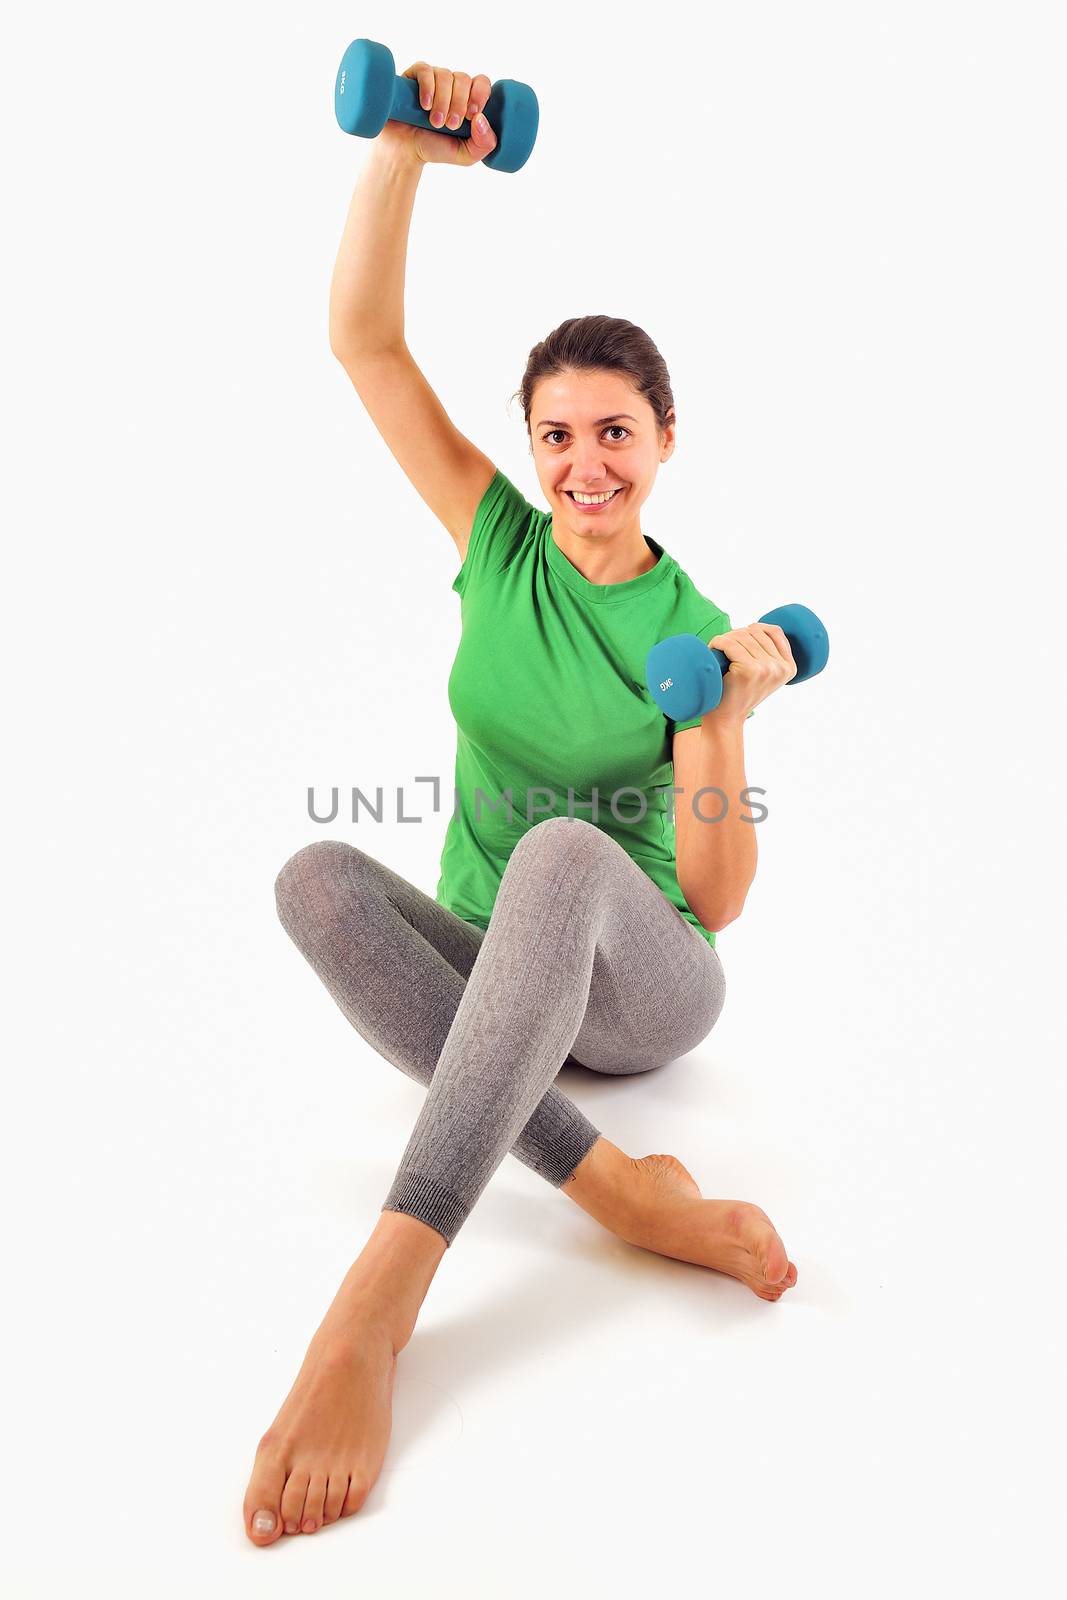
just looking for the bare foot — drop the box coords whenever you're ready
[617,1153,799,1301]
[242,1317,399,1546]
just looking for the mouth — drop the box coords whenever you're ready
[563,487,626,510]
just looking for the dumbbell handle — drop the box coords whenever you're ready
[645,602,829,722]
[378,73,477,142]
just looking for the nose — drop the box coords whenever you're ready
[569,445,612,486]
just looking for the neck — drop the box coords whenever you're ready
[549,519,659,585]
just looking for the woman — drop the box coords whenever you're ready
[243,57,798,1548]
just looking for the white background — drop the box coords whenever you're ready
[4,2,1065,1595]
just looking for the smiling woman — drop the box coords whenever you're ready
[516,315,679,586]
[244,86,795,1553]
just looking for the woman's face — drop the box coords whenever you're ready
[528,367,675,536]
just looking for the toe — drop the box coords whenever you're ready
[761,1232,789,1285]
[280,1468,310,1534]
[323,1473,351,1526]
[341,1472,372,1518]
[246,1501,283,1545]
[244,1449,286,1545]
[756,1260,797,1300]
[302,1472,328,1533]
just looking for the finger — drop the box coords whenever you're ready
[403,61,435,113]
[446,72,472,130]
[743,625,782,659]
[750,622,797,671]
[709,630,760,661]
[730,625,782,662]
[430,67,454,129]
[468,73,493,117]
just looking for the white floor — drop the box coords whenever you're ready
[6,4,1064,1595]
[8,793,1061,1597]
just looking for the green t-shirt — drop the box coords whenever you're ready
[435,467,750,949]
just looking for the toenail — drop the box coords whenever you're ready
[303,1518,316,1533]
[285,1520,299,1533]
[252,1510,276,1533]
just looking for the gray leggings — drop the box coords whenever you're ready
[274,816,726,1247]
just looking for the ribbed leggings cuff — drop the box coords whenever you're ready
[531,1118,603,1188]
[381,1172,468,1247]
[381,1119,603,1246]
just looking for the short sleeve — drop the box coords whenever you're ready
[452,468,538,600]
[669,609,736,734]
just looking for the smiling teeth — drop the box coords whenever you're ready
[570,490,619,504]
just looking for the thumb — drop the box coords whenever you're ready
[469,111,498,157]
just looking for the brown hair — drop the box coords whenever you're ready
[512,314,676,438]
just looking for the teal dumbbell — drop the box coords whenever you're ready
[334,38,539,174]
[645,604,829,721]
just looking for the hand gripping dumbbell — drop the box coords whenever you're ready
[334,38,540,174]
[645,604,830,721]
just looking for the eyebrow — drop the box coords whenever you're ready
[535,414,639,429]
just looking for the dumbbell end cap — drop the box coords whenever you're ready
[758,602,830,683]
[335,38,395,137]
[645,634,720,722]
[482,80,540,172]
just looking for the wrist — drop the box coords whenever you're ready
[699,710,745,737]
[368,133,425,180]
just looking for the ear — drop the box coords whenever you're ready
[660,412,677,462]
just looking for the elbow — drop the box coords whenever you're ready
[714,885,753,931]
[681,885,745,934]
[327,311,346,359]
[704,904,743,934]
[329,330,405,369]
[329,331,357,367]
[328,322,362,367]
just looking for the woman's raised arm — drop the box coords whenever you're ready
[328,64,500,559]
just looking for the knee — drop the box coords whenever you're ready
[511,816,617,884]
[513,815,606,864]
[274,838,361,934]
